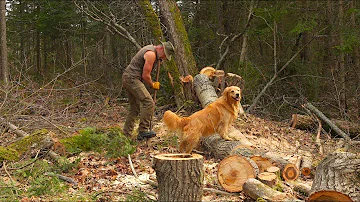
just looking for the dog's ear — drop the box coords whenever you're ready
[222,87,230,96]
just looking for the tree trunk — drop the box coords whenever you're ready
[309,152,360,202]
[290,114,360,138]
[158,0,197,105]
[0,0,9,85]
[153,153,204,202]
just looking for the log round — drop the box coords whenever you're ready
[153,153,204,202]
[282,163,300,181]
[217,155,257,192]
[309,152,360,202]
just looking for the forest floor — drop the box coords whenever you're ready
[1,94,359,201]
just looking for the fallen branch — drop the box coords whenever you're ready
[303,103,351,143]
[44,172,78,185]
[0,117,29,137]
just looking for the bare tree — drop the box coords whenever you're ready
[0,0,9,85]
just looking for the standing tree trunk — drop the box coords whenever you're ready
[153,153,204,202]
[0,0,9,85]
[158,0,198,106]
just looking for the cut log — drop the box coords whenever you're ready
[301,156,312,177]
[153,153,204,202]
[243,178,299,202]
[201,133,253,159]
[224,73,245,91]
[286,181,312,198]
[266,166,280,174]
[309,152,360,202]
[193,74,219,108]
[263,152,300,182]
[250,155,273,173]
[290,114,359,138]
[258,172,277,187]
[217,155,258,192]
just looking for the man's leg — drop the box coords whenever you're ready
[122,88,140,136]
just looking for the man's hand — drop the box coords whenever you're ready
[152,82,160,90]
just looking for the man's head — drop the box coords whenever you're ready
[161,41,175,61]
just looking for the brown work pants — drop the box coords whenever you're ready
[122,75,154,135]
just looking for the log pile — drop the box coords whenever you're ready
[168,69,358,201]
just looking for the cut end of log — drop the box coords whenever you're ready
[250,155,273,173]
[282,163,300,181]
[266,166,280,173]
[301,167,311,176]
[308,190,353,202]
[217,155,256,192]
[180,75,194,83]
[154,153,203,160]
[200,66,216,78]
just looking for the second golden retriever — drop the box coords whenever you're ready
[163,86,241,153]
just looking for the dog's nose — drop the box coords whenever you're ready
[236,93,240,98]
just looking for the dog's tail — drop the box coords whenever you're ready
[163,110,186,131]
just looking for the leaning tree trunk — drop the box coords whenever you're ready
[158,0,198,105]
[153,153,204,202]
[309,152,360,202]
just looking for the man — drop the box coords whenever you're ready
[122,41,175,141]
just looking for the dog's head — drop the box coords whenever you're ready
[223,86,241,103]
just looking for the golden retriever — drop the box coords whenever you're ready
[163,86,241,153]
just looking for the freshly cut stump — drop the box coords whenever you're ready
[217,155,257,192]
[154,153,204,202]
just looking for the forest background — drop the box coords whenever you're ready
[1,0,359,123]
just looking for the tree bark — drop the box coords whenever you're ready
[309,152,360,202]
[158,0,197,105]
[243,178,300,202]
[0,0,9,85]
[153,153,204,202]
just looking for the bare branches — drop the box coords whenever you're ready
[74,0,141,49]
[216,0,257,70]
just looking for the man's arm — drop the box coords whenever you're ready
[142,50,156,86]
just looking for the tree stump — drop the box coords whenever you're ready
[217,155,258,192]
[309,152,360,202]
[153,153,204,202]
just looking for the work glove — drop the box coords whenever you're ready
[152,82,160,90]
